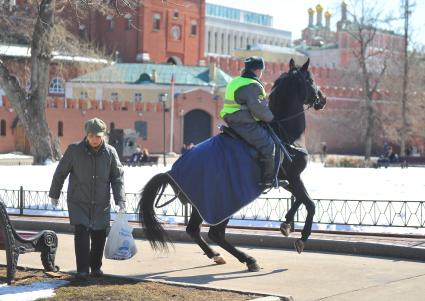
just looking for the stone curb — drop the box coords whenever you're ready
[11,219,425,262]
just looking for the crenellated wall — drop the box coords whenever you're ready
[0,91,225,155]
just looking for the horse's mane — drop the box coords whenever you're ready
[268,69,307,145]
[269,72,290,115]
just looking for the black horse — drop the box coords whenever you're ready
[269,58,326,253]
[138,58,326,272]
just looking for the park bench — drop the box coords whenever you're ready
[127,155,159,167]
[376,156,425,168]
[0,200,59,284]
[399,156,425,168]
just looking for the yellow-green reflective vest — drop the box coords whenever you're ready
[220,77,267,119]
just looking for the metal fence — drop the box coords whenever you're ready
[1,187,424,229]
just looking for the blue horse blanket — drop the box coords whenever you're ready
[167,134,263,225]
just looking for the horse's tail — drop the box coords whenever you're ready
[138,173,173,252]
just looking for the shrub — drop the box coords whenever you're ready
[324,156,374,168]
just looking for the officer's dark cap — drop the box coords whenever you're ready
[244,56,265,70]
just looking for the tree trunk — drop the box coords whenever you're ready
[400,0,409,156]
[359,52,375,160]
[0,0,61,164]
[364,93,375,160]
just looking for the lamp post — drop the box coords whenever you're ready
[159,93,168,166]
[179,109,185,150]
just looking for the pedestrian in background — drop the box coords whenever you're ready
[49,117,125,280]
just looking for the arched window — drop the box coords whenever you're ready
[58,121,63,137]
[0,119,6,136]
[48,78,65,94]
[110,122,115,131]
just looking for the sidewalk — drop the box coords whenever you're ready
[5,216,425,301]
[10,215,425,261]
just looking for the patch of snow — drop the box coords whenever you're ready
[0,280,69,301]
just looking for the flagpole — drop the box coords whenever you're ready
[169,71,175,153]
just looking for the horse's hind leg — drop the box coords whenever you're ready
[186,210,225,264]
[208,219,260,272]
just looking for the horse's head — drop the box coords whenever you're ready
[289,58,326,110]
[269,58,326,113]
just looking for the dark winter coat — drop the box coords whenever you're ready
[49,139,125,230]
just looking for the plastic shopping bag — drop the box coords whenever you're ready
[104,212,137,260]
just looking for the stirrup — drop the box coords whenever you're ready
[259,179,289,193]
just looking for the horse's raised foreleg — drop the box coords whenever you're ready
[280,175,315,253]
[208,219,260,272]
[186,210,225,265]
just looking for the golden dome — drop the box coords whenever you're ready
[308,8,315,15]
[316,4,323,11]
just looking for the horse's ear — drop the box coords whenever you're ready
[289,58,295,70]
[301,58,310,72]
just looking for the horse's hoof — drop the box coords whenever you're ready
[213,256,226,265]
[247,262,260,272]
[294,239,304,254]
[280,222,291,237]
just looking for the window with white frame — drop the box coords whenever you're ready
[48,78,65,94]
[110,92,119,101]
[134,92,143,102]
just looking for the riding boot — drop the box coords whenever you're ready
[258,157,275,189]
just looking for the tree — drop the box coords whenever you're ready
[343,0,398,159]
[0,0,140,163]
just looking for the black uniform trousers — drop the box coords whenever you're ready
[74,225,107,273]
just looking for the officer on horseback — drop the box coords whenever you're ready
[220,56,275,189]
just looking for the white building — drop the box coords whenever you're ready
[205,3,291,56]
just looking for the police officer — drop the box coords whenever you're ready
[220,56,275,188]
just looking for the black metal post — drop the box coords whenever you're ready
[19,186,24,216]
[290,195,295,230]
[184,204,189,225]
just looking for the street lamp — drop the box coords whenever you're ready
[158,93,168,166]
[179,109,185,150]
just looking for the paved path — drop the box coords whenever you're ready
[3,217,425,301]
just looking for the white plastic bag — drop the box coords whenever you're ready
[104,212,137,260]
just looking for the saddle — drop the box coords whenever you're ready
[219,125,290,190]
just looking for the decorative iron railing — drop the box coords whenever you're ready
[1,187,424,229]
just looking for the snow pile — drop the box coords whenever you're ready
[0,280,69,301]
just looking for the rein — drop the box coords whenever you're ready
[271,103,313,123]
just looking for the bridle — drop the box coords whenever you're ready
[270,70,323,124]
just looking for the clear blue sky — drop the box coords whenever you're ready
[206,0,425,47]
